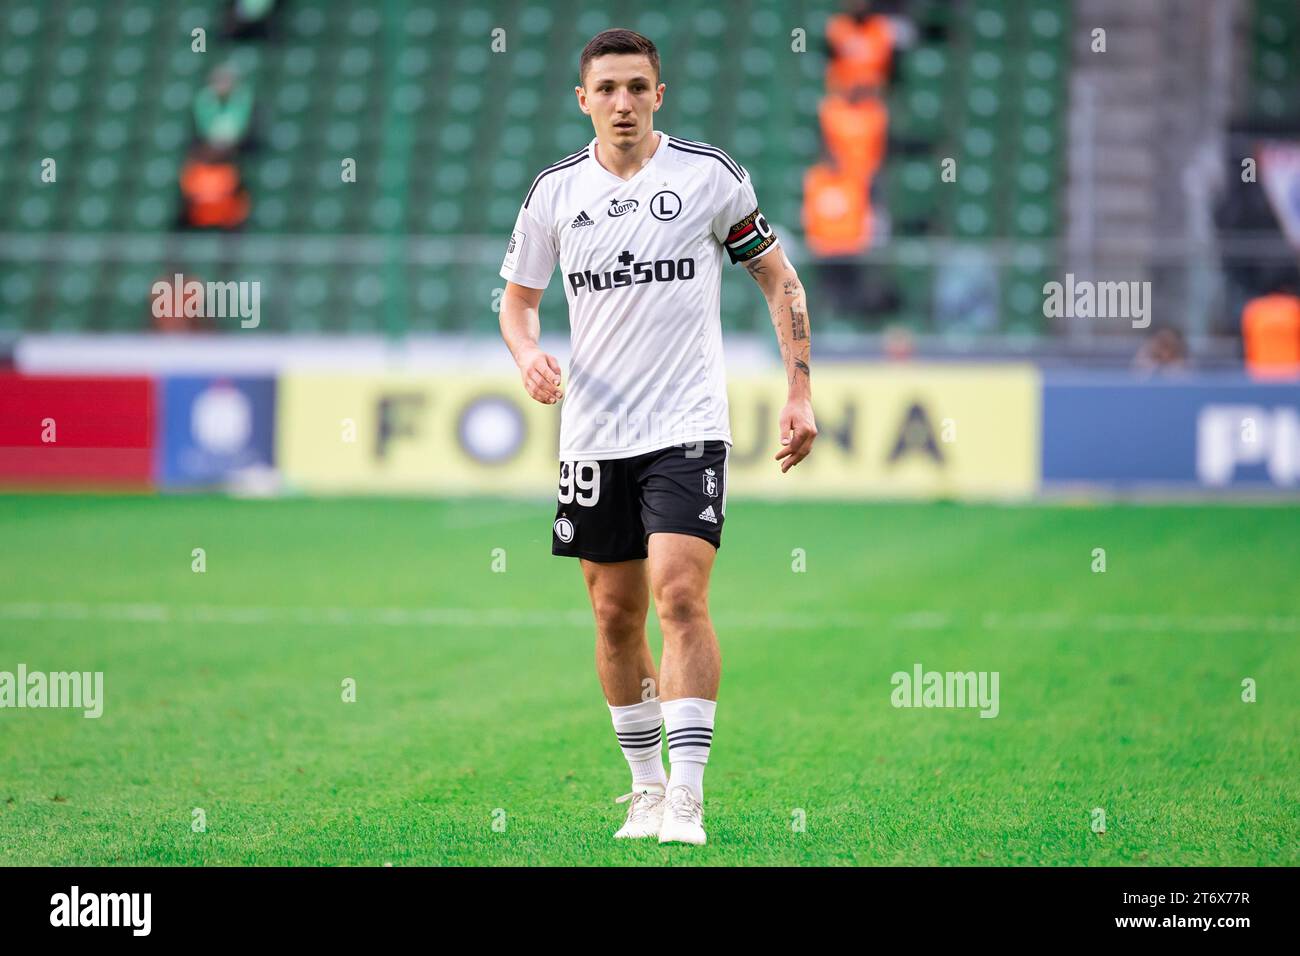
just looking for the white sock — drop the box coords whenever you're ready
[608,697,667,789]
[661,697,715,801]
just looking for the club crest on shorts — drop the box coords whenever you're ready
[554,517,574,543]
[702,467,718,497]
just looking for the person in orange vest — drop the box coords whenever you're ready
[1241,281,1300,379]
[803,155,874,320]
[178,143,251,230]
[804,157,873,259]
[825,1,897,96]
[819,84,889,183]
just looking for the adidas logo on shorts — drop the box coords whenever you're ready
[698,505,717,524]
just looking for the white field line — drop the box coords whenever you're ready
[0,602,1297,634]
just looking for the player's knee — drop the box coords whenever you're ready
[654,583,709,630]
[592,595,647,642]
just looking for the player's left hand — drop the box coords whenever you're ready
[775,398,817,473]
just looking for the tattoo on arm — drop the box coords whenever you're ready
[791,309,807,341]
[752,254,811,388]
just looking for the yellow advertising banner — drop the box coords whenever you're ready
[277,365,1040,498]
[726,364,1040,498]
[277,373,561,494]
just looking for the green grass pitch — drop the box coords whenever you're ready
[0,494,1296,866]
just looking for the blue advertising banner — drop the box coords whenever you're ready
[1042,375,1300,489]
[158,377,276,488]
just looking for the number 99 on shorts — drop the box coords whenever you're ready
[558,460,601,506]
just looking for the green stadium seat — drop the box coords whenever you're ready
[38,115,74,151]
[46,81,81,114]
[1013,201,1052,237]
[291,6,326,37]
[169,47,203,77]
[7,5,41,37]
[519,6,551,35]
[249,196,286,231]
[1019,123,1055,158]
[130,196,170,230]
[65,5,98,39]
[426,200,462,233]
[973,9,1006,42]
[1,264,41,311]
[18,194,53,229]
[147,119,183,151]
[449,81,483,115]
[282,46,317,78]
[958,161,993,198]
[56,46,90,78]
[346,8,381,38]
[500,128,535,159]
[1,46,32,78]
[967,86,1001,120]
[121,4,154,38]
[1029,7,1065,42]
[268,119,301,152]
[955,202,994,238]
[970,51,1005,84]
[1015,162,1051,197]
[1025,50,1061,84]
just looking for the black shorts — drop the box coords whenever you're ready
[552,440,730,562]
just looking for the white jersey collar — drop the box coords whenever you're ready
[587,131,668,187]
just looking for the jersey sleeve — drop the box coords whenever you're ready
[499,200,557,290]
[710,173,781,265]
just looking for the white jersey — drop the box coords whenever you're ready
[500,131,780,461]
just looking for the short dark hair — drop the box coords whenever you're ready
[579,29,660,86]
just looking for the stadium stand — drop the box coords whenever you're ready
[0,0,1294,345]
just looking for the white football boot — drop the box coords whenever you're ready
[658,785,706,845]
[614,784,667,839]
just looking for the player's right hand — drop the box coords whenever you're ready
[517,348,564,404]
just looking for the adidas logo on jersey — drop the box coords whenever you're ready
[698,505,717,524]
[570,211,594,228]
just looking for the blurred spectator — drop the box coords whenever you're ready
[819,85,889,182]
[810,2,913,326]
[193,65,255,154]
[825,1,916,92]
[1241,283,1300,379]
[178,143,250,230]
[224,0,277,40]
[825,2,896,95]
[803,157,872,317]
[1133,325,1190,375]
